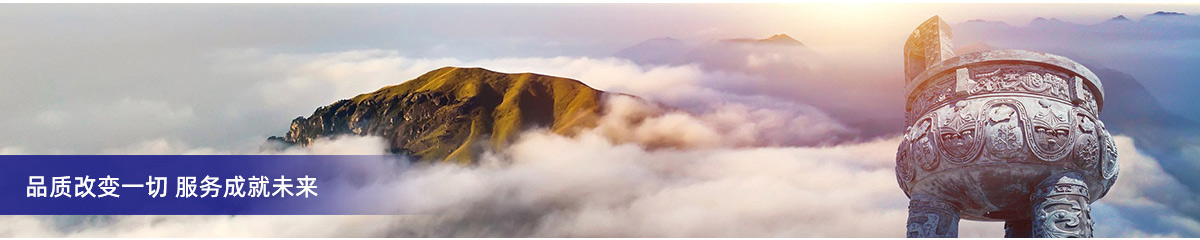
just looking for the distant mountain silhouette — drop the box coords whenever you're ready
[1092,68,1200,194]
[721,34,806,46]
[1096,68,1195,132]
[1150,11,1188,16]
[613,37,691,66]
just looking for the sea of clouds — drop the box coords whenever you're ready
[0,49,1197,237]
[3,5,1200,237]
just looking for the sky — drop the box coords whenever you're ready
[1,3,1200,237]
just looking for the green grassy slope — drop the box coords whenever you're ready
[277,67,606,164]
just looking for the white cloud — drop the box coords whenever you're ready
[1089,136,1200,237]
[596,95,855,149]
[377,127,1001,237]
[272,135,393,155]
[101,138,225,155]
[8,98,199,154]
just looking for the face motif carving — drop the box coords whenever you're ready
[941,129,974,151]
[938,101,982,163]
[1034,126,1069,149]
[1031,100,1073,160]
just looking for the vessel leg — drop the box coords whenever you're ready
[906,194,960,238]
[1031,172,1093,238]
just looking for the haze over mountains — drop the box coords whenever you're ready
[617,34,902,139]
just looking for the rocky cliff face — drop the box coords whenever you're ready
[269,67,608,164]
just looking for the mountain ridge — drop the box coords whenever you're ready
[720,34,805,46]
[270,67,611,164]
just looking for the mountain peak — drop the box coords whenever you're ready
[764,34,801,43]
[959,19,1011,28]
[275,66,609,163]
[1142,11,1189,22]
[721,34,804,46]
[1109,15,1131,22]
[1150,11,1187,16]
[1027,17,1074,27]
[647,36,682,42]
[1030,17,1064,23]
